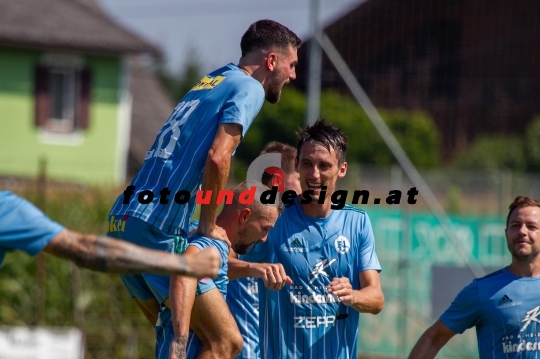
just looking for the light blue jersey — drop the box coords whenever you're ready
[0,191,65,266]
[440,268,540,358]
[227,244,265,359]
[251,200,381,359]
[155,234,229,359]
[109,63,265,236]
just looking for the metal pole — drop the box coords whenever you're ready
[305,0,322,126]
[318,32,486,278]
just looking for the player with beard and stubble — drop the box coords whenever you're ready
[105,20,300,357]
[153,182,281,359]
[409,196,540,359]
[227,142,301,359]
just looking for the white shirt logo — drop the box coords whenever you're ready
[309,258,336,284]
[334,236,350,254]
[521,306,540,332]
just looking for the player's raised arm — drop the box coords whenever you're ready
[43,230,220,278]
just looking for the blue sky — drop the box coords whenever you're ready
[97,0,364,74]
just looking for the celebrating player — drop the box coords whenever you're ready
[0,191,219,278]
[226,142,301,359]
[408,196,540,359]
[230,120,384,358]
[159,182,280,359]
[106,18,300,344]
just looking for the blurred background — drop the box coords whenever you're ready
[0,0,539,358]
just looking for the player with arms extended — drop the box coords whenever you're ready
[408,196,540,359]
[230,120,384,358]
[106,19,301,343]
[0,191,219,278]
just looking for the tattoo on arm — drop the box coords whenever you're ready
[171,336,188,359]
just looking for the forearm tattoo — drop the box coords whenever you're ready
[171,336,188,359]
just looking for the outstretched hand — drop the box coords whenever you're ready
[252,262,293,290]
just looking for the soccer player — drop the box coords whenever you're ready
[151,182,281,359]
[408,196,540,359]
[230,120,384,358]
[106,19,300,335]
[0,191,219,277]
[227,142,301,359]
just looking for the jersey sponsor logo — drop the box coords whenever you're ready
[309,258,336,284]
[191,75,225,91]
[289,291,340,305]
[284,237,308,252]
[520,306,540,332]
[497,294,521,309]
[108,215,127,232]
[247,277,258,296]
[502,340,540,354]
[294,315,335,329]
[334,235,350,254]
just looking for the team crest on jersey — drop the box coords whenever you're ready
[284,237,308,252]
[191,75,225,91]
[334,235,350,254]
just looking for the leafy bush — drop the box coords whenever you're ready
[234,88,440,180]
[451,135,526,171]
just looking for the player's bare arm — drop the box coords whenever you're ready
[197,123,243,243]
[327,270,384,314]
[228,256,292,290]
[408,320,457,359]
[168,245,204,359]
[43,229,220,278]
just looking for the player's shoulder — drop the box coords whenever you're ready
[188,234,229,251]
[475,268,506,283]
[340,204,367,215]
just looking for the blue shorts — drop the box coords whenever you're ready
[107,215,187,303]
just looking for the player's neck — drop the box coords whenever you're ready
[216,214,237,243]
[300,200,332,219]
[507,257,540,277]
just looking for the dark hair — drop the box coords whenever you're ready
[296,119,348,164]
[506,196,540,227]
[241,19,301,57]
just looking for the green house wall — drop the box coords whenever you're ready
[0,47,127,186]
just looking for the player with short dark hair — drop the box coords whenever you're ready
[230,119,384,358]
[409,196,540,359]
[0,191,219,278]
[105,19,300,351]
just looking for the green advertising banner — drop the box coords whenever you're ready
[357,208,507,359]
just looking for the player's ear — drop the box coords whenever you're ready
[338,161,348,178]
[239,208,252,224]
[266,52,278,71]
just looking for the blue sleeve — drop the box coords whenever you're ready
[219,79,264,138]
[356,213,382,272]
[439,280,481,334]
[0,191,65,257]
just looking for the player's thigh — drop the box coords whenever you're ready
[134,297,160,325]
[190,289,240,344]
